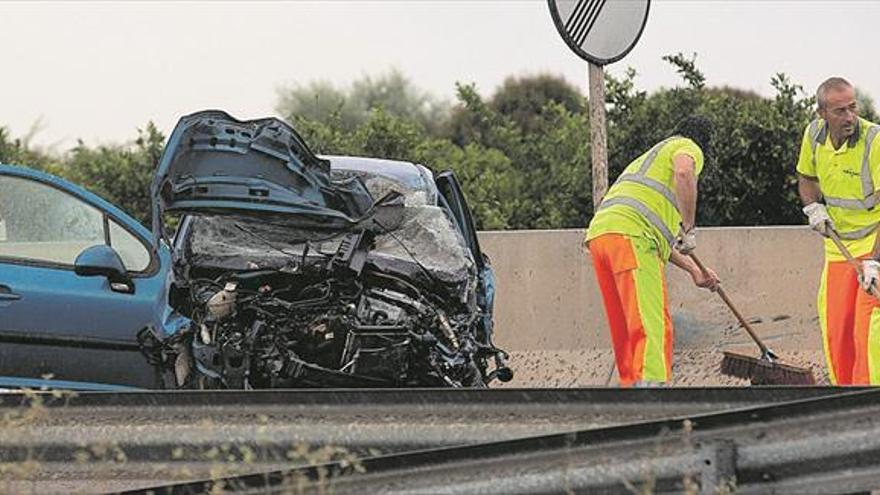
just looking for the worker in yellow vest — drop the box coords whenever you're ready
[585,116,721,387]
[797,77,880,385]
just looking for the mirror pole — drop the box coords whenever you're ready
[588,62,608,209]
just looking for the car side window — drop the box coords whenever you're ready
[0,175,105,265]
[108,219,151,272]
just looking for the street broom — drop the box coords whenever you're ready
[689,254,815,385]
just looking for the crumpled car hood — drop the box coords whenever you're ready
[150,110,374,243]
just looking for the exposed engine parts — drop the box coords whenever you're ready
[156,220,511,389]
[141,129,514,390]
[181,271,487,388]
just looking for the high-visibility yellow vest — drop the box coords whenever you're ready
[796,117,880,259]
[586,137,704,260]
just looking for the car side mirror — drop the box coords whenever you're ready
[74,245,134,294]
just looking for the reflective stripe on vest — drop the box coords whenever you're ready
[601,137,682,247]
[596,196,676,247]
[611,137,681,213]
[809,119,823,169]
[825,195,878,210]
[614,174,680,210]
[838,222,880,240]
[811,120,880,212]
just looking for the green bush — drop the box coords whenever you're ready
[4,56,874,231]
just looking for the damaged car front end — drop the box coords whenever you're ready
[144,111,511,389]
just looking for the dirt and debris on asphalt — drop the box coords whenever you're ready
[499,348,828,387]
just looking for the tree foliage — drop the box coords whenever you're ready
[61,123,164,225]
[0,127,58,172]
[4,56,877,231]
[276,68,448,135]
[445,75,584,146]
[605,58,816,226]
[1,123,163,226]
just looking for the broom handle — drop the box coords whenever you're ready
[689,253,772,355]
[827,228,880,299]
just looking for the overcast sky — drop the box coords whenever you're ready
[3,1,879,149]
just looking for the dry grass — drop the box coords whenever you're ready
[0,388,366,494]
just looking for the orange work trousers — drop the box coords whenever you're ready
[588,233,673,386]
[818,257,880,385]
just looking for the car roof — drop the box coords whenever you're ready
[322,155,437,194]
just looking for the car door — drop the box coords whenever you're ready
[434,171,486,272]
[0,165,169,389]
[434,171,496,340]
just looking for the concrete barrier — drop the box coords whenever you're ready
[478,227,829,386]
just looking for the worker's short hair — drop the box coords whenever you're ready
[674,115,714,160]
[816,77,853,110]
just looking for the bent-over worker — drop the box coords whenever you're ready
[585,115,721,386]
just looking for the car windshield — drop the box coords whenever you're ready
[186,168,474,283]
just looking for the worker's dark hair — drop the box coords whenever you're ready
[674,115,714,160]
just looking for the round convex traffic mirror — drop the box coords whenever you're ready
[548,0,650,65]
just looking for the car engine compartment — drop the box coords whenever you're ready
[150,198,509,389]
[139,112,511,389]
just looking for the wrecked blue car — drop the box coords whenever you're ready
[0,110,510,390]
[0,165,171,389]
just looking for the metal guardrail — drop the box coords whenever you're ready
[0,386,853,411]
[0,387,855,460]
[132,388,880,495]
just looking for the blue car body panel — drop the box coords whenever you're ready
[150,110,374,245]
[0,376,141,392]
[0,164,174,388]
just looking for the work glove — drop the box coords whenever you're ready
[860,260,880,293]
[674,226,696,255]
[802,202,833,237]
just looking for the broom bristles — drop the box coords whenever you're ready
[720,351,815,385]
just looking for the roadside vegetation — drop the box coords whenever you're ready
[2,53,877,230]
[0,389,366,493]
[0,390,732,493]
